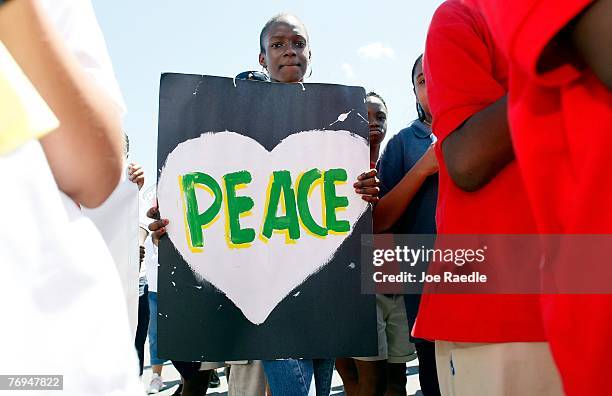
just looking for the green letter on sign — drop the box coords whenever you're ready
[262,170,300,242]
[223,170,255,246]
[181,172,223,248]
[296,168,327,237]
[324,168,350,234]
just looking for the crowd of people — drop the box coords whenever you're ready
[2,0,610,395]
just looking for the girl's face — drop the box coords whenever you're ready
[259,18,311,83]
[366,96,388,147]
[412,59,431,118]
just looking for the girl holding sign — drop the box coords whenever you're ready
[149,13,379,396]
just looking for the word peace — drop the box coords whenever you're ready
[179,168,351,249]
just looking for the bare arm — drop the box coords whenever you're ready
[441,95,514,192]
[374,145,438,233]
[569,0,612,88]
[0,0,123,207]
[538,0,612,89]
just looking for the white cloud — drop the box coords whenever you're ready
[341,63,355,79]
[357,42,395,59]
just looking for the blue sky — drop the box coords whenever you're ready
[92,0,444,190]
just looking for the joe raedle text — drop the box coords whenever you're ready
[372,271,488,284]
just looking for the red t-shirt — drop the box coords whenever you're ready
[412,0,546,342]
[466,0,612,394]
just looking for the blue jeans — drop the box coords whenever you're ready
[262,359,334,396]
[147,292,167,366]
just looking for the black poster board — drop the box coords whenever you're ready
[157,74,376,361]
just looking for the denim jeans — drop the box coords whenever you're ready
[262,358,335,396]
[147,292,167,365]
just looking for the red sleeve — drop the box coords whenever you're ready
[472,0,595,85]
[424,0,506,143]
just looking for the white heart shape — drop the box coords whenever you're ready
[158,130,368,324]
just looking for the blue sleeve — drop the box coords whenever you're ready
[377,134,406,199]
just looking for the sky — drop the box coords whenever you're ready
[92,0,444,191]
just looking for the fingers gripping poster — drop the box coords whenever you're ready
[157,74,376,361]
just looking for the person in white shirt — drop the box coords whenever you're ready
[39,0,144,339]
[0,0,142,394]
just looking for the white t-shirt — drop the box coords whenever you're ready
[145,237,160,293]
[40,0,142,337]
[138,196,150,296]
[40,0,126,114]
[0,141,144,396]
[0,43,142,395]
[81,168,141,337]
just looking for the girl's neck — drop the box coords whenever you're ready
[370,145,380,165]
[271,78,304,83]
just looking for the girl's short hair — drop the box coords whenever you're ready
[411,54,427,121]
[366,91,388,111]
[411,54,424,83]
[259,14,309,54]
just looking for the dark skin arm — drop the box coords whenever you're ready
[568,0,612,88]
[539,0,612,89]
[0,0,124,207]
[450,2,609,192]
[373,145,438,233]
[442,95,514,192]
[353,169,380,204]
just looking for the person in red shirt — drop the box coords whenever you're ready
[412,1,564,394]
[462,0,612,394]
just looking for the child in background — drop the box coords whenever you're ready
[373,55,440,396]
[373,55,438,236]
[127,134,151,377]
[336,91,417,396]
[144,229,168,394]
[367,92,388,166]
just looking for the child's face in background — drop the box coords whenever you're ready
[366,96,388,148]
[412,59,431,118]
[259,18,310,83]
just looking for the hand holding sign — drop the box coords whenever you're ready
[354,169,380,203]
[147,205,167,245]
